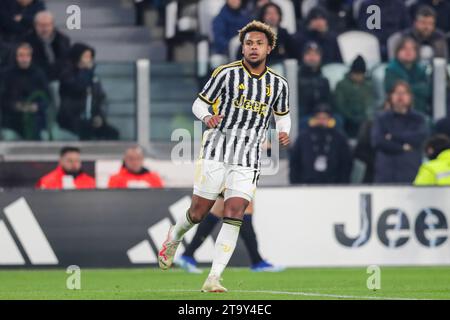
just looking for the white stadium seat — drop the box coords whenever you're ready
[337,31,381,69]
[321,63,349,91]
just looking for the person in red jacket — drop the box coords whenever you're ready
[108,146,164,189]
[36,146,96,189]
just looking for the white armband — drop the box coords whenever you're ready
[192,97,212,122]
[275,114,291,135]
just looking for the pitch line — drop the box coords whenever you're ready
[1,288,423,300]
[154,289,420,300]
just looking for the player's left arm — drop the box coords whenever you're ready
[273,79,291,146]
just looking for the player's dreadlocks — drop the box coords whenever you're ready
[238,20,277,48]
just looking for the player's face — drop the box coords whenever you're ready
[124,150,144,173]
[60,152,82,173]
[242,31,271,66]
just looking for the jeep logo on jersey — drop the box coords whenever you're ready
[232,95,268,116]
[0,197,58,265]
[334,194,448,248]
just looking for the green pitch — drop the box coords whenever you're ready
[1,267,450,300]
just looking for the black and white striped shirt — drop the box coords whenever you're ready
[197,60,290,170]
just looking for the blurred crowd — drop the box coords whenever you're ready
[1,0,450,186]
[0,0,119,141]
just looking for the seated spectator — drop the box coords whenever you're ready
[0,0,45,41]
[257,2,299,64]
[357,0,411,60]
[410,0,450,34]
[289,103,353,184]
[414,134,450,185]
[384,37,431,115]
[372,81,428,183]
[57,43,119,141]
[0,43,49,140]
[212,0,251,55]
[401,5,448,61]
[295,6,342,64]
[297,42,332,119]
[23,11,71,81]
[334,55,375,137]
[108,146,164,189]
[36,146,96,189]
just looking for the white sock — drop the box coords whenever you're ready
[209,218,242,278]
[171,210,195,242]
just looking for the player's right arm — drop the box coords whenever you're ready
[192,66,228,128]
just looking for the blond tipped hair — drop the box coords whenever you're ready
[238,20,277,48]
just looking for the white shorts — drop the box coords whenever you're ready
[193,159,259,202]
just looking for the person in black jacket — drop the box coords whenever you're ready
[371,81,428,183]
[57,43,119,141]
[297,41,332,121]
[289,103,353,184]
[0,42,49,140]
[23,11,71,81]
[0,0,45,41]
[295,6,342,64]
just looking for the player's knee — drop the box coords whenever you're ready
[188,202,209,223]
[223,203,246,220]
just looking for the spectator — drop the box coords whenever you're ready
[353,99,392,184]
[256,3,299,63]
[435,116,450,138]
[410,0,450,34]
[289,103,353,184]
[57,43,119,141]
[0,43,49,140]
[297,42,332,119]
[108,146,164,189]
[384,37,431,115]
[0,0,46,41]
[295,6,342,64]
[319,0,353,33]
[372,81,428,183]
[401,5,448,61]
[36,146,96,189]
[414,134,450,185]
[212,0,251,55]
[334,55,375,137]
[23,11,71,81]
[357,0,411,60]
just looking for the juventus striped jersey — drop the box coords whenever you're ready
[197,60,290,170]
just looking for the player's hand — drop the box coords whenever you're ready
[279,132,290,147]
[203,115,224,128]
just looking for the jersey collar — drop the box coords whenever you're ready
[241,60,268,80]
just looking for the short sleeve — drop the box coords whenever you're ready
[273,79,289,116]
[198,66,228,105]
